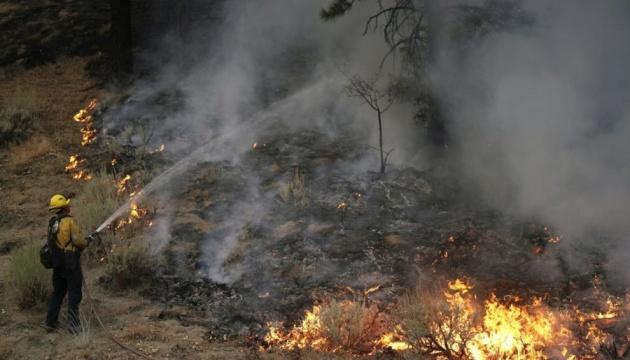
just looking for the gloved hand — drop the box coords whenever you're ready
[85,232,101,246]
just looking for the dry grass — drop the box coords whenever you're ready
[0,3,21,14]
[3,243,51,309]
[72,310,93,348]
[104,242,156,290]
[71,171,123,262]
[0,340,13,360]
[73,171,121,232]
[8,135,52,165]
[319,300,387,352]
[121,323,167,342]
[278,167,308,207]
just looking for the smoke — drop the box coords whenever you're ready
[123,0,425,283]
[436,1,630,231]
[120,0,630,287]
[434,1,630,282]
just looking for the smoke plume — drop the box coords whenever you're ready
[435,0,630,283]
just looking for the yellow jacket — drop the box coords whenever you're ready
[55,217,87,252]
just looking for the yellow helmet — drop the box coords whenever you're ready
[49,194,70,213]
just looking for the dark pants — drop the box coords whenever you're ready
[46,265,83,329]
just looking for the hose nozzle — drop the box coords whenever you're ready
[86,231,102,245]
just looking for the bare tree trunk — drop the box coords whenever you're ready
[378,109,385,174]
[423,0,448,151]
[110,0,133,76]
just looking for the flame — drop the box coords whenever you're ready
[72,99,98,146]
[265,305,326,351]
[264,300,395,354]
[116,174,132,194]
[65,155,91,181]
[336,201,348,210]
[114,198,150,230]
[376,329,411,351]
[264,279,629,358]
[72,99,97,122]
[72,170,92,181]
[149,144,166,154]
[467,295,559,359]
[65,155,81,171]
[80,125,97,146]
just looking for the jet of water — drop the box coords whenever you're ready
[93,99,289,233]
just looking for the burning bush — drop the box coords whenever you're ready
[396,279,630,359]
[265,299,389,354]
[3,244,51,309]
[399,280,478,359]
[103,242,156,290]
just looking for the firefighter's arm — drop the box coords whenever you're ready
[69,218,87,249]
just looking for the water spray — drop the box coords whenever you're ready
[92,96,294,234]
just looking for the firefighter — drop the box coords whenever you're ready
[45,194,88,332]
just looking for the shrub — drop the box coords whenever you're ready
[398,284,477,359]
[0,89,39,146]
[318,300,387,352]
[104,243,155,290]
[4,244,51,309]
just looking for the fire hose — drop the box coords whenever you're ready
[82,232,156,360]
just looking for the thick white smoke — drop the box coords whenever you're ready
[128,0,630,286]
[434,1,630,283]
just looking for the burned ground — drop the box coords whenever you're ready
[135,127,609,343]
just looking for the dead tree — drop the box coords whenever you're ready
[346,75,394,175]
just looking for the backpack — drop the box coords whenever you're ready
[40,215,72,269]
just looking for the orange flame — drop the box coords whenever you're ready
[65,155,91,181]
[116,174,132,195]
[72,99,98,146]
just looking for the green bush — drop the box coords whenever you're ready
[104,243,155,290]
[4,244,51,309]
[0,108,36,146]
[0,89,39,146]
